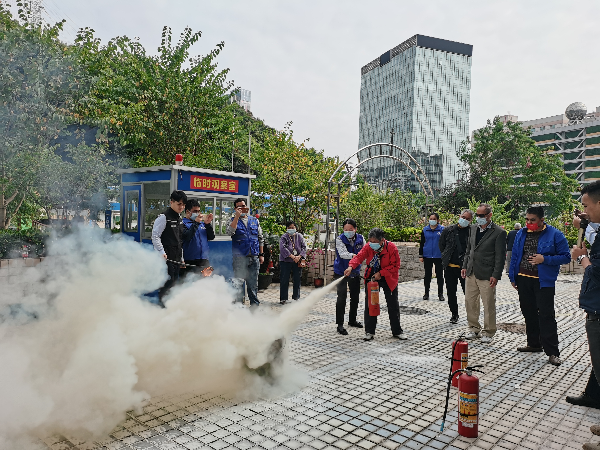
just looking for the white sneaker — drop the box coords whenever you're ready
[480,336,493,343]
[363,333,374,341]
[393,333,408,340]
[465,331,480,340]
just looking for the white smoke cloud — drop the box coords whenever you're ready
[0,229,339,447]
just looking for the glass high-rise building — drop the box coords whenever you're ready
[357,34,472,193]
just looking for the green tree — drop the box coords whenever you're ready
[250,125,342,234]
[339,180,424,235]
[437,117,579,217]
[74,25,243,170]
[0,3,77,228]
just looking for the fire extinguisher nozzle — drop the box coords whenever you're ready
[440,422,445,432]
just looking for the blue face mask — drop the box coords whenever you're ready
[369,242,381,251]
[429,220,438,226]
[458,218,470,228]
[344,231,356,239]
[287,229,296,235]
[476,217,488,226]
[190,213,199,221]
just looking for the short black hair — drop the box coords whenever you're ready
[582,181,600,202]
[429,212,440,221]
[368,228,385,241]
[343,218,357,228]
[170,190,187,203]
[233,198,247,208]
[185,199,200,212]
[285,220,296,228]
[526,205,544,219]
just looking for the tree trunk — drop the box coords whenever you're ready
[0,192,6,229]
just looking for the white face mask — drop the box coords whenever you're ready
[190,213,199,221]
[476,217,488,226]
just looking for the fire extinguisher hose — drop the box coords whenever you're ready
[440,364,484,432]
[440,335,464,432]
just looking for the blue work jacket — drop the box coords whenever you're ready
[419,225,444,259]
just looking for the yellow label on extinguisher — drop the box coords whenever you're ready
[458,391,478,425]
[461,353,468,370]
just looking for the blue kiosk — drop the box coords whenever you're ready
[118,164,256,278]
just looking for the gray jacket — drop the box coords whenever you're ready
[462,222,507,280]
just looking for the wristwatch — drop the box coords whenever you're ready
[577,255,589,265]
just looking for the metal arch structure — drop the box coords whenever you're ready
[322,142,434,285]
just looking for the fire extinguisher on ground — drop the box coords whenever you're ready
[441,335,484,438]
[367,277,380,316]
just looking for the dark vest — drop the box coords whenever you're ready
[579,237,600,314]
[231,216,260,257]
[161,207,183,260]
[333,234,364,276]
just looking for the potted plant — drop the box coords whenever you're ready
[258,272,274,290]
[306,247,325,287]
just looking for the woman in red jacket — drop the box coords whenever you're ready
[344,228,406,341]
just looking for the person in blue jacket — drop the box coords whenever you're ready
[419,213,445,301]
[333,218,365,335]
[509,205,570,366]
[182,199,215,275]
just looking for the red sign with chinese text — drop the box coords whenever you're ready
[191,176,239,193]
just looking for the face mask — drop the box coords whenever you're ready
[344,231,356,239]
[476,217,488,226]
[429,220,438,226]
[458,218,470,228]
[369,242,381,251]
[240,213,247,218]
[287,229,296,235]
[526,222,540,231]
[190,213,199,221]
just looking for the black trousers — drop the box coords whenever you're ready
[584,313,600,400]
[444,265,465,316]
[424,257,444,296]
[280,261,301,301]
[334,274,361,325]
[158,260,180,305]
[517,275,559,357]
[364,277,402,336]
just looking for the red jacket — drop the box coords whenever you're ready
[348,240,400,291]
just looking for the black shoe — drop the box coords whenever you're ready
[423,293,429,300]
[348,321,363,328]
[438,295,445,302]
[566,393,600,409]
[337,326,348,335]
[450,315,459,324]
[280,300,287,305]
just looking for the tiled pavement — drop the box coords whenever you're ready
[44,275,600,450]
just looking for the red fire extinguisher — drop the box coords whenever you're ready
[451,339,468,387]
[367,278,380,316]
[457,368,480,437]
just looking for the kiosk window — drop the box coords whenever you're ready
[125,191,139,232]
[215,199,234,236]
[143,182,170,238]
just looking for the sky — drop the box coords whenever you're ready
[16,0,600,160]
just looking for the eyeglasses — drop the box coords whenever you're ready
[476,213,488,218]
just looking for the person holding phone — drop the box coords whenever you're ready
[227,198,264,306]
[182,199,215,275]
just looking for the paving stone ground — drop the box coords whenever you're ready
[43,274,600,450]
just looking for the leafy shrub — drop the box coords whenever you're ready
[382,227,421,243]
[0,229,49,259]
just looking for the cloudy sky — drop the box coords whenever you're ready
[22,0,600,159]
